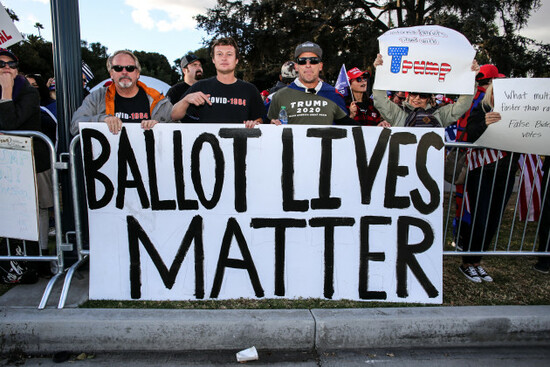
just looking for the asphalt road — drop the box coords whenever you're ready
[2,346,549,366]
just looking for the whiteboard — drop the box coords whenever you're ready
[0,134,39,241]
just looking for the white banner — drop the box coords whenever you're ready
[374,25,476,95]
[0,3,23,48]
[81,124,444,304]
[475,78,550,155]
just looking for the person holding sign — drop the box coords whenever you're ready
[70,50,173,136]
[458,83,519,283]
[0,48,52,265]
[371,54,479,127]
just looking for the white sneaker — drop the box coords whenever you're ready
[459,265,482,283]
[475,265,493,282]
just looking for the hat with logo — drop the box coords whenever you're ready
[294,41,323,59]
[476,64,505,80]
[0,48,18,62]
[180,54,204,69]
[281,61,297,78]
[347,67,370,80]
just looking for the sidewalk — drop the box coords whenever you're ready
[1,269,549,354]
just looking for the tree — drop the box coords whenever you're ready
[34,22,44,38]
[196,0,550,88]
[133,51,180,85]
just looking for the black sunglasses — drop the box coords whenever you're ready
[296,57,321,65]
[0,60,18,69]
[409,92,431,99]
[353,77,367,82]
[112,65,137,72]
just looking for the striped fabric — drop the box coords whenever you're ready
[518,154,544,222]
[466,148,506,170]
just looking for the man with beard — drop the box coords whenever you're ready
[166,54,204,104]
[70,50,173,135]
[267,41,354,125]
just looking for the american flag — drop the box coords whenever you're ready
[518,154,544,222]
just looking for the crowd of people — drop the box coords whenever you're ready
[1,36,549,284]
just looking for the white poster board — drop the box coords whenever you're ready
[374,25,476,95]
[475,78,550,155]
[0,2,23,48]
[0,134,39,241]
[81,124,444,304]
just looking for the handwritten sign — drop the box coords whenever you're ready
[81,124,444,304]
[0,134,39,241]
[374,25,476,95]
[475,78,550,155]
[0,4,23,48]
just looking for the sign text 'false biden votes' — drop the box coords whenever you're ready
[80,124,444,304]
[374,25,476,95]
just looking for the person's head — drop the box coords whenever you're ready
[391,91,406,106]
[481,83,495,110]
[280,61,297,84]
[407,92,434,109]
[25,73,51,103]
[476,64,505,87]
[347,67,369,95]
[107,50,141,91]
[294,41,323,87]
[0,48,19,81]
[211,37,239,75]
[180,54,204,84]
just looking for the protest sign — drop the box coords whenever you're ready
[0,4,23,48]
[373,25,476,95]
[81,124,444,304]
[475,78,550,155]
[0,135,39,241]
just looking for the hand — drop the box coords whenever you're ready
[349,102,358,118]
[244,119,261,129]
[373,54,383,68]
[47,78,55,88]
[0,73,14,98]
[184,92,212,107]
[377,120,392,128]
[104,115,123,135]
[471,59,480,73]
[485,112,501,126]
[270,119,282,126]
[141,120,158,130]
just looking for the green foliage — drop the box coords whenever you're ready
[196,0,550,87]
[132,51,180,85]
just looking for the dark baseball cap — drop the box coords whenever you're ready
[294,41,322,59]
[180,54,204,68]
[0,48,18,62]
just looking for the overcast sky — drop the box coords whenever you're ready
[3,0,550,66]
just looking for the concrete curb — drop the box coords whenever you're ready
[1,306,549,353]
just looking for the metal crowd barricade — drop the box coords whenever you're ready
[443,141,549,257]
[57,134,88,308]
[0,130,71,309]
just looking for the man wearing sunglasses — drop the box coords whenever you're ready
[267,41,354,125]
[70,50,173,135]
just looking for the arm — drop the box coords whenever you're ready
[0,86,40,130]
[70,90,109,136]
[371,54,408,126]
[171,91,211,121]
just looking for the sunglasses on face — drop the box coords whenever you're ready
[353,77,367,82]
[111,65,137,72]
[409,92,431,99]
[396,96,406,101]
[296,57,321,65]
[0,60,18,69]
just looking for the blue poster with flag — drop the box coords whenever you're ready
[334,64,349,97]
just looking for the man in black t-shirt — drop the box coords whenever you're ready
[171,37,264,128]
[166,54,204,104]
[70,50,173,135]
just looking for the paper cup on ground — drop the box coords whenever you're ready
[236,346,259,362]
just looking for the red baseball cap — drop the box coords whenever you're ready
[476,64,505,80]
[347,67,370,80]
